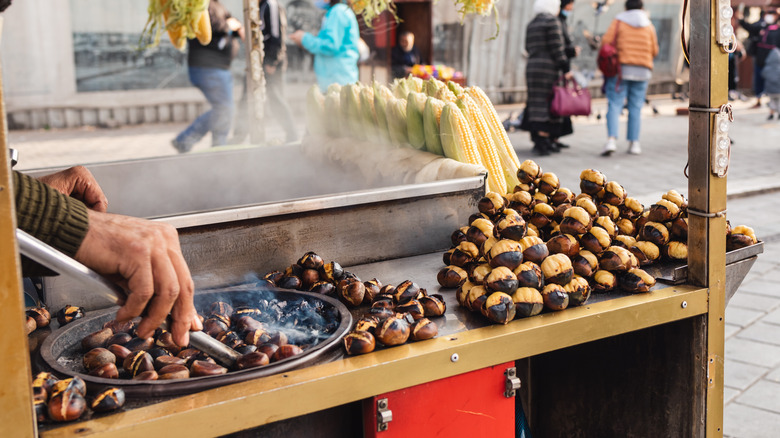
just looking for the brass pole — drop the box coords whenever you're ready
[0,18,38,438]
[243,0,266,144]
[687,0,728,436]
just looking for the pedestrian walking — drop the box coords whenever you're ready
[739,8,771,108]
[172,0,244,153]
[600,0,658,157]
[230,0,299,144]
[288,0,360,92]
[520,0,574,156]
[762,47,780,120]
[552,0,581,151]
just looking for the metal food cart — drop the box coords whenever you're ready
[0,0,752,436]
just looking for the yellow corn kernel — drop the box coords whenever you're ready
[440,102,483,167]
[457,94,507,194]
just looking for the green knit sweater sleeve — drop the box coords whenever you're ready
[13,170,90,275]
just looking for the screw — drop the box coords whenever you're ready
[451,353,459,362]
[681,301,688,309]
[378,399,387,409]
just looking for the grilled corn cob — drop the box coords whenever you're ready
[386,97,409,146]
[456,94,507,194]
[423,97,446,156]
[440,102,483,166]
[407,92,429,150]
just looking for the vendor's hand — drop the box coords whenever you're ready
[74,210,202,347]
[288,30,305,46]
[265,64,277,75]
[564,71,574,81]
[38,166,108,212]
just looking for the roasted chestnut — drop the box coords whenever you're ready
[319,261,344,283]
[629,241,660,266]
[537,172,560,195]
[598,203,620,221]
[410,318,438,341]
[263,270,285,285]
[511,287,544,318]
[269,331,289,347]
[32,372,59,401]
[235,352,270,370]
[371,295,395,310]
[579,169,606,195]
[278,275,303,290]
[488,240,524,271]
[393,280,421,305]
[727,225,758,251]
[603,181,626,206]
[108,344,132,363]
[88,362,119,379]
[559,206,592,235]
[344,330,376,355]
[245,328,272,346]
[153,363,190,380]
[550,187,575,206]
[529,203,555,229]
[507,190,534,217]
[478,191,507,217]
[580,227,612,256]
[670,217,688,241]
[272,344,305,361]
[467,218,495,247]
[26,307,51,329]
[450,241,480,268]
[600,246,639,272]
[154,330,182,356]
[123,351,154,377]
[83,348,117,372]
[56,305,85,326]
[300,268,321,290]
[298,252,324,270]
[648,199,681,222]
[592,270,617,293]
[495,209,527,241]
[34,398,48,423]
[48,387,86,422]
[517,160,543,184]
[203,316,229,337]
[25,316,37,335]
[124,336,154,352]
[451,226,469,247]
[396,300,425,320]
[309,281,336,296]
[234,315,264,334]
[520,235,549,264]
[208,301,234,319]
[90,388,126,413]
[363,278,383,303]
[375,315,411,346]
[465,285,489,312]
[154,355,186,371]
[663,241,688,261]
[513,262,544,289]
[481,292,516,324]
[618,268,656,293]
[564,275,591,306]
[442,248,455,266]
[546,234,580,257]
[616,218,637,237]
[437,265,468,288]
[419,295,447,317]
[541,284,569,311]
[541,254,574,286]
[571,250,599,278]
[106,332,132,347]
[190,360,228,377]
[456,281,477,307]
[639,221,670,247]
[613,235,637,249]
[552,203,571,223]
[133,370,159,380]
[368,306,395,321]
[575,197,599,218]
[467,263,492,285]
[338,278,366,307]
[51,377,86,398]
[354,316,380,334]
[257,343,280,359]
[485,266,519,294]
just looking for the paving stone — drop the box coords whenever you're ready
[725,358,768,390]
[735,380,780,414]
[737,322,780,347]
[764,367,780,383]
[724,403,780,438]
[739,279,780,298]
[762,307,780,326]
[726,338,780,368]
[725,323,741,339]
[725,387,740,405]
[726,306,764,328]
[728,292,780,312]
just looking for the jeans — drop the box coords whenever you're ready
[605,76,649,142]
[176,66,234,148]
[754,62,765,97]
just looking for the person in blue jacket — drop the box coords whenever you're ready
[288,0,360,92]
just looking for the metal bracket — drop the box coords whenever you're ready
[377,397,392,432]
[9,148,18,168]
[504,367,521,398]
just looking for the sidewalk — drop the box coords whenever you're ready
[8,93,780,437]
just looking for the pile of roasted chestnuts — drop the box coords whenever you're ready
[343,280,445,355]
[32,372,125,423]
[438,161,757,325]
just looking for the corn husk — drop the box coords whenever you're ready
[386,97,409,146]
[306,84,326,136]
[406,92,428,150]
[423,97,445,156]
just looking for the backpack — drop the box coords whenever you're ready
[598,22,621,78]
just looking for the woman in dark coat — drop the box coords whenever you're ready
[521,0,573,156]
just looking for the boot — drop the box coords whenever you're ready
[531,136,552,156]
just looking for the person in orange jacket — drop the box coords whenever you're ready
[600,0,658,157]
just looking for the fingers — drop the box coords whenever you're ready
[135,245,181,339]
[165,228,199,347]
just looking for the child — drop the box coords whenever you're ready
[762,47,780,120]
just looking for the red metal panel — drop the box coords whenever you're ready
[363,362,515,438]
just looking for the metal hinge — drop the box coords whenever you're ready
[377,397,393,432]
[504,367,521,398]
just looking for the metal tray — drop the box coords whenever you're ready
[39,287,353,398]
[645,241,764,284]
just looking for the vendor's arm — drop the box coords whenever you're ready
[37,166,108,212]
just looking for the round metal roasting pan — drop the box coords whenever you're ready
[39,286,353,398]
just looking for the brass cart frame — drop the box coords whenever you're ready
[0,0,732,436]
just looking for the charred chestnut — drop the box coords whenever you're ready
[236,344,258,355]
[671,217,688,241]
[485,266,519,294]
[354,316,380,334]
[517,160,543,184]
[481,292,516,324]
[537,172,560,195]
[25,316,37,335]
[263,270,285,285]
[235,352,270,370]
[519,236,549,265]
[598,203,620,221]
[410,318,438,341]
[190,360,228,377]
[26,307,51,329]
[546,234,580,257]
[564,275,591,306]
[511,287,544,318]
[375,315,411,346]
[344,330,376,355]
[592,270,617,293]
[467,263,492,285]
[338,278,366,307]
[88,363,119,379]
[541,284,569,311]
[442,248,454,266]
[56,305,85,326]
[257,343,280,359]
[90,388,126,413]
[507,191,534,217]
[550,187,575,206]
[456,281,477,307]
[467,218,495,247]
[647,199,681,223]
[600,246,639,272]
[363,278,383,304]
[488,239,524,271]
[559,206,592,235]
[639,221,670,247]
[300,269,321,290]
[234,315,264,334]
[298,252,324,270]
[83,348,117,372]
[618,268,656,293]
[154,355,186,371]
[133,370,159,380]
[478,191,507,217]
[571,250,599,278]
[419,295,447,317]
[245,328,272,346]
[579,169,606,196]
[124,336,154,352]
[450,241,480,268]
[309,281,336,296]
[396,300,425,320]
[154,331,182,356]
[269,331,289,347]
[629,241,660,266]
[580,227,612,256]
[272,344,305,361]
[513,262,544,289]
[123,351,154,377]
[465,285,489,312]
[529,203,555,229]
[541,254,574,286]
[393,280,421,305]
[51,377,86,398]
[451,226,469,247]
[203,316,229,337]
[278,275,303,290]
[319,261,344,283]
[48,387,86,422]
[602,181,626,206]
[438,265,468,289]
[32,372,59,401]
[368,306,395,321]
[728,225,758,251]
[495,210,527,241]
[208,301,234,319]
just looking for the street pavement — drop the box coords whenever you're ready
[8,94,780,437]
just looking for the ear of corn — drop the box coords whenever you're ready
[425,78,447,97]
[467,86,521,191]
[306,85,326,136]
[386,97,409,146]
[392,77,412,99]
[373,83,393,143]
[406,92,429,150]
[340,83,364,140]
[409,76,425,93]
[448,80,465,97]
[440,102,483,166]
[436,85,458,103]
[456,94,507,194]
[323,90,342,137]
[360,85,380,143]
[423,97,446,156]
